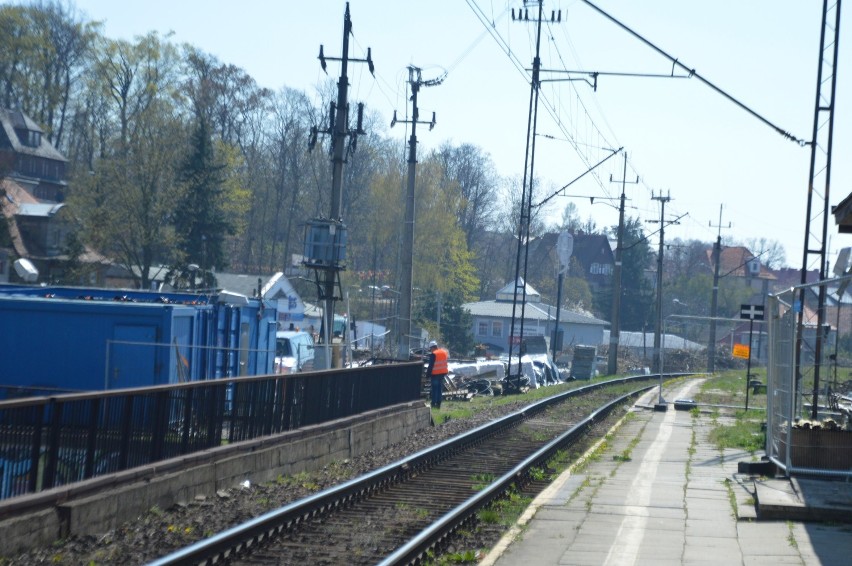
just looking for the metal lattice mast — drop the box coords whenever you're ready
[796,0,842,418]
[508,0,544,389]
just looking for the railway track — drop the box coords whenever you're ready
[149,375,674,565]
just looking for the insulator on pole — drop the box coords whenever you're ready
[356,102,365,134]
[318,45,327,73]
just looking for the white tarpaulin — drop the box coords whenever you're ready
[448,360,506,381]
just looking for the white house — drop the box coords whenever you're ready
[463,278,609,356]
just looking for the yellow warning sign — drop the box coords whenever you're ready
[732,343,750,359]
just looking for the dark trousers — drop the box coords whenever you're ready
[430,374,445,408]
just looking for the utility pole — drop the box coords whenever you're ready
[392,66,441,360]
[307,2,373,369]
[606,151,637,375]
[648,191,673,374]
[707,204,730,373]
[507,1,562,390]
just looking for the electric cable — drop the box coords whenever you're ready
[580,0,808,145]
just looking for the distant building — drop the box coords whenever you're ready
[525,231,615,297]
[463,278,609,356]
[0,107,107,284]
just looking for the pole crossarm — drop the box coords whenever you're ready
[538,69,693,91]
[580,0,808,145]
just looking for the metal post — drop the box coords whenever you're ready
[552,271,563,361]
[508,0,544,389]
[745,318,755,411]
[651,193,670,374]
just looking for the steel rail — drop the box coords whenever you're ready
[378,385,653,565]
[148,373,684,565]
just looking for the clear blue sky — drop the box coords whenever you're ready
[41,1,852,268]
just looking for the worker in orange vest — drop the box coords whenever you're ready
[426,340,449,408]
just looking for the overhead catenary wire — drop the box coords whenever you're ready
[580,0,808,146]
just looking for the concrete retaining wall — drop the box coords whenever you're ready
[0,401,431,556]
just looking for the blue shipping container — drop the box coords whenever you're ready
[0,286,278,396]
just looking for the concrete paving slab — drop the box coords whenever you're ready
[742,556,806,565]
[755,476,852,522]
[483,378,850,566]
[685,517,738,537]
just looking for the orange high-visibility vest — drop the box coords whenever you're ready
[431,348,449,375]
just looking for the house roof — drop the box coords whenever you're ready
[706,246,776,280]
[463,298,609,327]
[602,330,705,351]
[495,277,540,302]
[832,191,852,233]
[571,232,614,267]
[0,108,67,162]
[16,202,65,217]
[524,231,614,273]
[214,272,272,298]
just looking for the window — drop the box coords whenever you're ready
[478,321,488,336]
[491,321,502,337]
[590,262,613,276]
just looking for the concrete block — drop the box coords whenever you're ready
[0,508,59,554]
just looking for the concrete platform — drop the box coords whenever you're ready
[755,477,852,523]
[482,379,852,566]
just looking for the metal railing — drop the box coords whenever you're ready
[0,362,422,500]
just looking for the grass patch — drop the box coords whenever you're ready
[430,377,644,425]
[275,471,320,491]
[471,473,495,491]
[787,521,798,549]
[708,412,765,453]
[612,449,631,462]
[723,478,738,518]
[693,370,767,409]
[473,486,533,530]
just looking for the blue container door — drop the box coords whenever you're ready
[108,325,158,389]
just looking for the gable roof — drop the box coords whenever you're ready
[571,233,614,267]
[706,246,776,280]
[0,108,66,162]
[495,277,540,302]
[463,297,609,327]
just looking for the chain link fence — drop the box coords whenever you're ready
[766,277,852,478]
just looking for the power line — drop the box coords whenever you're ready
[580,0,808,145]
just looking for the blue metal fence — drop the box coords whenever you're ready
[0,362,422,500]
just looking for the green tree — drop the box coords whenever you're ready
[172,113,233,282]
[415,290,474,356]
[619,217,655,331]
[73,100,183,289]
